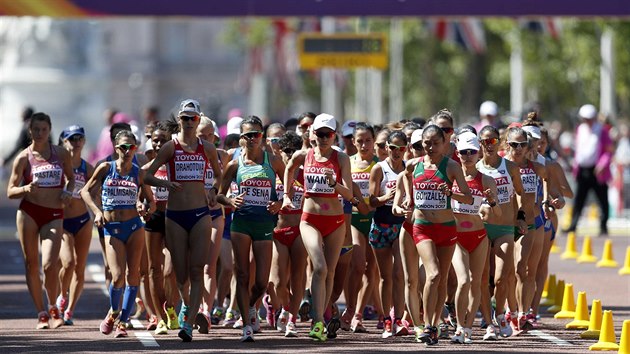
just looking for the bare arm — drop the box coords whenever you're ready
[80,162,109,227]
[282,150,306,204]
[334,152,354,201]
[447,159,473,205]
[59,146,75,203]
[6,152,29,199]
[368,164,384,208]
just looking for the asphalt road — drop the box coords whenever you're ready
[0,231,628,353]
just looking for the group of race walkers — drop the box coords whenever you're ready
[7,98,575,345]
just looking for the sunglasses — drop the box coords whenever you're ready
[387,144,407,152]
[375,142,387,149]
[241,131,263,140]
[481,138,500,146]
[281,148,296,156]
[440,127,454,134]
[459,149,478,156]
[267,137,281,144]
[68,135,84,142]
[299,122,312,130]
[508,141,528,149]
[180,115,200,122]
[116,143,137,152]
[315,131,335,139]
[412,142,423,150]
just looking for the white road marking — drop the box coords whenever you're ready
[87,263,160,348]
[530,330,573,346]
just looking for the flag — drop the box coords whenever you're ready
[432,18,486,54]
[522,17,562,39]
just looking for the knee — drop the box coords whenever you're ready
[41,259,57,274]
[234,268,249,285]
[312,263,328,280]
[188,265,204,282]
[425,270,441,286]
[253,279,267,294]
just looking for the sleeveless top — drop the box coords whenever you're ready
[23,145,65,188]
[167,138,206,183]
[276,176,305,215]
[452,171,485,215]
[71,159,88,199]
[519,161,537,196]
[303,148,342,198]
[235,151,277,221]
[374,160,405,224]
[101,161,140,211]
[151,164,169,202]
[412,157,451,210]
[535,153,546,204]
[476,157,514,205]
[351,154,379,206]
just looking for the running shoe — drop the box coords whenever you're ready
[154,320,168,335]
[233,316,244,329]
[241,325,254,342]
[63,310,74,326]
[223,310,238,327]
[526,312,539,328]
[277,309,289,333]
[445,302,457,327]
[464,328,473,344]
[331,303,339,318]
[339,309,353,331]
[249,307,261,333]
[164,302,180,330]
[382,318,393,339]
[115,322,128,338]
[132,298,145,319]
[451,326,465,344]
[178,321,193,342]
[309,321,327,342]
[100,311,119,335]
[178,304,189,329]
[36,311,50,329]
[438,322,450,339]
[351,314,367,333]
[211,307,224,326]
[480,317,488,329]
[394,319,409,336]
[285,321,298,337]
[262,295,275,328]
[299,299,311,322]
[376,315,384,330]
[49,306,64,329]
[495,314,512,337]
[146,315,158,331]
[363,305,377,320]
[326,318,341,339]
[482,324,499,341]
[195,312,210,334]
[518,314,533,332]
[413,326,424,343]
[418,326,438,345]
[56,295,67,314]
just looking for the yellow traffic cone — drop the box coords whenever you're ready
[548,279,565,313]
[550,240,561,254]
[561,232,579,260]
[577,236,598,263]
[619,320,630,354]
[589,310,619,351]
[596,240,618,268]
[580,299,602,339]
[588,204,599,222]
[562,205,572,230]
[540,274,556,306]
[554,283,576,319]
[566,291,590,329]
[619,247,630,276]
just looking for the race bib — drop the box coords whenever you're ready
[32,165,63,187]
[72,174,86,199]
[413,183,447,210]
[304,166,336,195]
[240,178,272,207]
[102,179,138,206]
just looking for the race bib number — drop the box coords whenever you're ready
[102,179,138,206]
[384,179,397,206]
[33,165,63,187]
[414,189,447,209]
[240,178,272,206]
[304,166,336,195]
[352,172,370,202]
[72,174,86,199]
[520,169,537,194]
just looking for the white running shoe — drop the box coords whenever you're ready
[464,328,473,344]
[285,321,298,337]
[241,325,254,342]
[277,310,289,333]
[496,314,513,337]
[451,326,465,344]
[233,316,244,329]
[483,324,498,341]
[249,307,261,333]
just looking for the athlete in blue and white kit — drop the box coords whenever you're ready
[82,130,155,338]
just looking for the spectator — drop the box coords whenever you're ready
[1,106,34,167]
[474,101,501,133]
[564,104,614,237]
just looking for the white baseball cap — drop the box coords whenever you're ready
[479,101,498,117]
[578,104,597,120]
[211,120,220,138]
[312,113,336,131]
[456,132,480,151]
[227,116,243,135]
[341,120,357,137]
[410,129,423,145]
[522,125,542,139]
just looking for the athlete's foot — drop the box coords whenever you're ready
[351,314,367,333]
[285,321,298,337]
[262,295,275,328]
[394,319,409,336]
[146,315,158,331]
[195,312,210,334]
[154,320,168,335]
[382,318,393,339]
[276,309,289,332]
[164,302,180,330]
[49,306,64,329]
[241,325,254,342]
[451,326,465,344]
[326,318,341,339]
[36,311,50,329]
[100,311,118,335]
[339,309,353,331]
[483,325,499,341]
[115,323,128,338]
[309,321,327,342]
[178,322,193,342]
[63,310,74,326]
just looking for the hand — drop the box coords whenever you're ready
[94,212,105,228]
[438,183,452,196]
[483,188,496,206]
[60,190,73,206]
[384,188,396,202]
[402,197,412,210]
[281,195,295,210]
[324,169,336,186]
[24,182,39,195]
[479,204,491,221]
[231,192,246,209]
[550,197,565,209]
[207,188,217,208]
[267,200,282,214]
[167,181,183,192]
[516,219,527,235]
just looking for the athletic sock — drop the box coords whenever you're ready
[109,285,124,312]
[120,286,139,322]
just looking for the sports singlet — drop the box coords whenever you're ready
[71,159,88,199]
[101,161,140,211]
[235,152,277,220]
[351,154,378,205]
[374,160,405,224]
[167,138,206,183]
[452,171,484,215]
[23,145,65,188]
[303,148,342,198]
[476,157,514,205]
[535,154,546,204]
[519,161,537,195]
[450,143,461,164]
[276,177,304,214]
[151,164,169,202]
[413,157,451,210]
